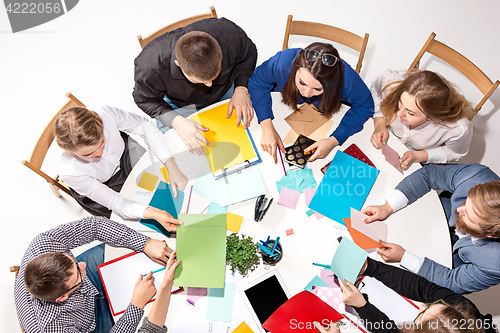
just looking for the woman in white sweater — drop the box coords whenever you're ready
[371,70,474,170]
[55,105,187,231]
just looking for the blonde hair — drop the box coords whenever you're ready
[55,107,104,152]
[468,180,500,238]
[380,70,474,125]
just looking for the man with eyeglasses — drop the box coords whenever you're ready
[14,216,173,332]
[362,163,500,294]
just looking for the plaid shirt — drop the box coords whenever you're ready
[14,216,149,333]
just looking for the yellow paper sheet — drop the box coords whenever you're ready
[191,102,256,173]
[232,321,254,333]
[226,212,244,233]
[137,171,159,192]
[160,166,169,183]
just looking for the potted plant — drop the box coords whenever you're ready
[226,233,260,276]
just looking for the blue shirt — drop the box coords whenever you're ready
[248,48,374,145]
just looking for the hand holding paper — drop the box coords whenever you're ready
[380,142,402,171]
[377,240,406,263]
[338,279,367,308]
[143,238,174,265]
[144,207,181,232]
[361,202,394,223]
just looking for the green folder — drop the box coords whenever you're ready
[174,214,227,288]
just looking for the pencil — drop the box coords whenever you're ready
[143,266,166,276]
[186,185,193,214]
[278,147,287,176]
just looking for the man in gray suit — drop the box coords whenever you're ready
[363,163,500,294]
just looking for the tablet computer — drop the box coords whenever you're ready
[239,270,291,333]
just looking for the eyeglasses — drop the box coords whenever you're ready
[58,251,84,298]
[303,49,339,67]
[413,299,448,323]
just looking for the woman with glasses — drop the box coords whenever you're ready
[370,70,474,170]
[319,258,495,333]
[55,105,188,231]
[248,42,374,164]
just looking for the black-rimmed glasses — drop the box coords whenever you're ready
[304,49,339,67]
[413,299,448,323]
[58,251,84,298]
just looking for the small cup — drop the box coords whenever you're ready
[259,240,283,265]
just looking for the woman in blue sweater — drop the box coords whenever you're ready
[248,42,374,163]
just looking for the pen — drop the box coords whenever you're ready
[186,185,193,214]
[278,148,287,176]
[313,263,331,269]
[265,236,270,246]
[143,266,166,277]
[271,237,280,253]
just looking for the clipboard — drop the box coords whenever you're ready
[97,250,182,316]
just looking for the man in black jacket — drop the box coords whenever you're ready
[133,17,257,155]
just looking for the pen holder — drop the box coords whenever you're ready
[259,240,283,265]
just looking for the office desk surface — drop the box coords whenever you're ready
[108,92,450,331]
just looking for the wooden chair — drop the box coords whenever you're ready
[137,6,218,49]
[282,14,369,74]
[21,92,85,198]
[409,32,499,113]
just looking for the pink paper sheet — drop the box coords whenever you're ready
[304,187,325,220]
[381,143,402,171]
[277,187,301,210]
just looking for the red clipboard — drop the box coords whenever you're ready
[97,250,183,316]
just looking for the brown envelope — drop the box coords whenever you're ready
[285,103,330,137]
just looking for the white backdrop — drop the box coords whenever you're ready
[1,1,499,331]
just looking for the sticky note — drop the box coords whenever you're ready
[286,229,294,236]
[232,321,255,333]
[137,171,159,192]
[160,166,169,183]
[226,212,244,233]
[306,209,314,217]
[207,201,228,214]
[330,238,368,286]
[277,187,301,210]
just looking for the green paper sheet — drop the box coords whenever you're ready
[330,237,367,286]
[174,214,226,288]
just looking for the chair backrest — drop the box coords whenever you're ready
[21,92,85,197]
[409,32,500,113]
[137,6,218,49]
[282,14,369,74]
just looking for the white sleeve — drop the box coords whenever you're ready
[63,174,148,220]
[400,250,425,273]
[370,70,404,118]
[426,120,473,163]
[104,105,173,163]
[383,189,409,212]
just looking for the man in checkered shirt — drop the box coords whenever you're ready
[14,216,178,332]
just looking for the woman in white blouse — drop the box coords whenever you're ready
[55,105,188,231]
[371,70,474,170]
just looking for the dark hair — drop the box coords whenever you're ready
[24,253,74,301]
[380,70,474,125]
[175,31,223,81]
[281,42,344,118]
[55,106,104,152]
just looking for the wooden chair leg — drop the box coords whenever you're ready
[48,182,62,198]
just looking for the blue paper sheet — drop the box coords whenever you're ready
[206,282,237,323]
[308,151,379,225]
[193,168,266,207]
[140,181,184,236]
[330,237,368,286]
[304,275,330,292]
[276,166,317,194]
[207,201,228,214]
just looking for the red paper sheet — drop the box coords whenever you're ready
[344,218,381,250]
[262,290,343,333]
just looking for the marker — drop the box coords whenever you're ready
[265,236,270,246]
[271,237,280,253]
[313,263,331,269]
[187,299,195,306]
[258,243,273,255]
[143,266,166,277]
[278,148,287,176]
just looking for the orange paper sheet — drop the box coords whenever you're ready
[191,102,256,173]
[344,218,381,250]
[160,166,169,183]
[232,321,254,333]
